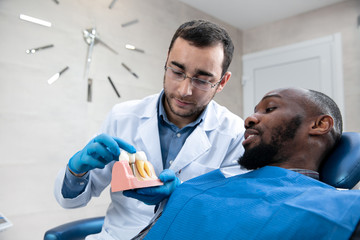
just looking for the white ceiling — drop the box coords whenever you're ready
[177,0,347,30]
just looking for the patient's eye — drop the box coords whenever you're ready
[265,107,277,113]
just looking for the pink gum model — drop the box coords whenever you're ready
[111,160,163,192]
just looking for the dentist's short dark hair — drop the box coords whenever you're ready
[169,20,234,76]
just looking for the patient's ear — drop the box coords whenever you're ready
[309,115,334,135]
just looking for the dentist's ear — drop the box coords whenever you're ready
[309,115,334,136]
[216,71,231,93]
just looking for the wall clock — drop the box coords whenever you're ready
[20,1,145,102]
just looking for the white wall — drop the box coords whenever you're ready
[2,0,359,239]
[243,0,360,131]
[0,0,243,239]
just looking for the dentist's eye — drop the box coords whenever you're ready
[171,69,184,76]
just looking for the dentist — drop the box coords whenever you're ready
[54,19,246,240]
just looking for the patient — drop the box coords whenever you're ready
[135,87,360,239]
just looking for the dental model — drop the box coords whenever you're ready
[134,151,157,180]
[111,150,163,192]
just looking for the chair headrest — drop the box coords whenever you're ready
[320,132,360,189]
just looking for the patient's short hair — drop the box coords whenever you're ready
[308,89,343,142]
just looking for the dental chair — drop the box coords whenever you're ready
[44,132,360,240]
[44,217,104,240]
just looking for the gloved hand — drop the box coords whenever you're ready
[123,169,181,205]
[68,133,136,175]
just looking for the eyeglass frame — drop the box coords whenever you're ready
[164,66,224,91]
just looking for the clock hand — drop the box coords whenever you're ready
[108,76,121,98]
[97,38,118,55]
[19,14,51,27]
[83,28,119,101]
[48,66,69,85]
[125,44,144,53]
[121,63,139,79]
[83,27,118,83]
[87,79,92,102]
[83,28,96,83]
[83,28,118,54]
[121,19,139,27]
[26,44,54,54]
[109,0,118,9]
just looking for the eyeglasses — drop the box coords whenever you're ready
[164,66,223,91]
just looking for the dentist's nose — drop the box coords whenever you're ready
[178,77,193,96]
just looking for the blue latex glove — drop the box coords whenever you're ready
[68,133,136,174]
[123,169,181,205]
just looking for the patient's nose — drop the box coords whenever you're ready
[245,114,259,129]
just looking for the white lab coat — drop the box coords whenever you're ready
[54,92,246,240]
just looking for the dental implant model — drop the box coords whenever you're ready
[111,151,163,192]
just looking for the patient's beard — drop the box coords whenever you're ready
[238,115,302,170]
[239,142,279,170]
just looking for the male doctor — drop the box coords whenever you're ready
[54,20,246,240]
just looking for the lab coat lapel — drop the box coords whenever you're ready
[170,101,219,173]
[170,126,211,173]
[138,117,163,175]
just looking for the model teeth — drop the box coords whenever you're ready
[120,150,157,180]
[128,153,135,164]
[119,151,130,162]
[135,151,157,179]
